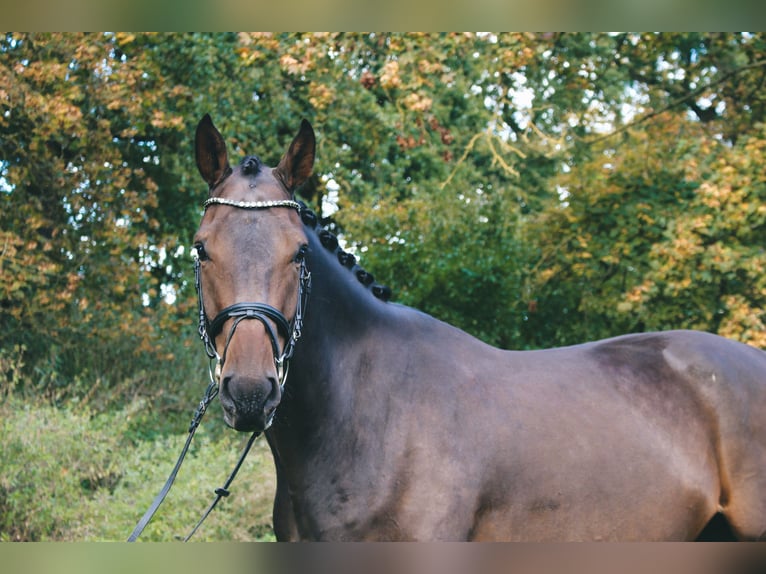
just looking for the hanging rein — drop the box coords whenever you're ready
[128,198,310,542]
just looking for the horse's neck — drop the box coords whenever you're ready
[302,229,388,340]
[271,229,391,450]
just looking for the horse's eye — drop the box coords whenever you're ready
[294,244,308,264]
[192,243,209,261]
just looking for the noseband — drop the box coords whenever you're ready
[193,197,311,394]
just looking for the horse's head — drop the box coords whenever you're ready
[193,114,314,432]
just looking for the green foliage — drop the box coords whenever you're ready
[0,395,276,541]
[5,32,766,368]
[1,33,197,382]
[341,178,530,348]
[0,397,124,541]
[530,113,766,347]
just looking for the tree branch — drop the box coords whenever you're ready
[585,59,766,146]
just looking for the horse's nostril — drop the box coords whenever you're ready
[218,376,235,410]
[217,372,282,431]
[220,374,235,399]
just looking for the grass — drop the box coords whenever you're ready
[0,393,277,542]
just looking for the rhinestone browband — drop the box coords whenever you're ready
[203,197,302,211]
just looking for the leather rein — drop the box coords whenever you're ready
[128,198,310,541]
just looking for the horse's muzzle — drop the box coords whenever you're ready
[219,373,281,432]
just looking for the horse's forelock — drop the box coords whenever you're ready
[240,155,262,176]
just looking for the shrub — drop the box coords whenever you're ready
[0,396,276,541]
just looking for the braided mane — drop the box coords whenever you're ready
[298,204,392,302]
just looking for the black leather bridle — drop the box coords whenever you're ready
[194,197,311,394]
[128,197,310,542]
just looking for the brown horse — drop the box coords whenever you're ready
[192,114,766,541]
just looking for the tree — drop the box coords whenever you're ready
[3,33,765,402]
[523,34,766,349]
[0,33,205,391]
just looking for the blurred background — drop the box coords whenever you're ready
[2,32,766,541]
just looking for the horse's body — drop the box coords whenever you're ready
[193,115,766,541]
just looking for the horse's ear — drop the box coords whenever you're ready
[195,114,231,190]
[275,119,315,194]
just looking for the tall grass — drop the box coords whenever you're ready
[0,340,277,542]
